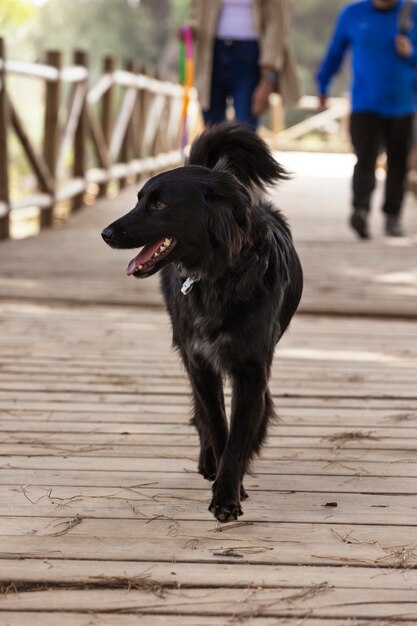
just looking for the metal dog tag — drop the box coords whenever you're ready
[181,274,201,295]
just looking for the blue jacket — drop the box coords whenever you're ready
[317,0,417,116]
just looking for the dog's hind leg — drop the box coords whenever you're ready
[188,362,229,482]
[254,388,275,454]
[210,363,268,523]
[236,388,274,502]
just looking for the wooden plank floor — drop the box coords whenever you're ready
[0,300,417,624]
[1,150,417,623]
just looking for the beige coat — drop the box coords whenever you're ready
[188,0,300,110]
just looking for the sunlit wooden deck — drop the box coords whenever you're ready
[1,152,417,624]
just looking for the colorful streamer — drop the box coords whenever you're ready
[179,26,194,154]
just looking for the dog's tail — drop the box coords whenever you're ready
[188,121,287,190]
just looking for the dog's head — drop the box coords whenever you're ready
[101,163,251,278]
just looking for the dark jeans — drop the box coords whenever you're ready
[204,38,260,130]
[350,112,414,216]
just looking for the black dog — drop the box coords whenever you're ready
[102,123,303,522]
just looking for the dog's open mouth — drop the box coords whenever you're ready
[126,237,177,277]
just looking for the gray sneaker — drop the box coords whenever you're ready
[350,209,370,240]
[385,215,404,237]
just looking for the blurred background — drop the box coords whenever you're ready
[2,0,346,92]
[1,0,352,238]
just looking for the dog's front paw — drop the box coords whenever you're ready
[209,499,243,523]
[209,481,243,522]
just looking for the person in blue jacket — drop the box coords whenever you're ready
[317,0,417,238]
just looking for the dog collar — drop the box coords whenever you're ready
[177,264,201,295]
[181,273,201,295]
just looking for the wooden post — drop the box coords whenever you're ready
[72,50,88,211]
[119,59,135,189]
[42,49,62,228]
[134,63,146,183]
[131,62,143,161]
[99,55,116,197]
[152,68,163,158]
[0,38,10,239]
[269,93,285,134]
[141,65,154,159]
[141,65,158,178]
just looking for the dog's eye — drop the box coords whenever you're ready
[150,200,167,210]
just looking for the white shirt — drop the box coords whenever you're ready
[216,0,257,41]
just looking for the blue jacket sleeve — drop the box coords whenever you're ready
[317,8,350,95]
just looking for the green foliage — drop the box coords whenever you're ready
[0,0,38,58]
[0,0,36,27]
[172,0,190,26]
[30,0,161,71]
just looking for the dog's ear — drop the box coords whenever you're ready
[204,169,251,258]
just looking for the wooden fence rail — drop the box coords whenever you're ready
[0,38,197,240]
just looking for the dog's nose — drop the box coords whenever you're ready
[101,227,114,242]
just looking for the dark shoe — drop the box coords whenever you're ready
[350,209,370,240]
[385,215,404,237]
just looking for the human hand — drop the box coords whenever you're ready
[177,26,196,41]
[251,78,274,117]
[396,35,413,58]
[318,94,328,108]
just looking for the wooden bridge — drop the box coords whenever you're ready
[0,152,416,625]
[1,43,417,625]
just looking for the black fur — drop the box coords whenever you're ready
[102,122,303,522]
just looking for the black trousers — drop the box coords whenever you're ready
[350,112,414,216]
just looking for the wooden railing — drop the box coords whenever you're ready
[0,38,198,240]
[2,35,413,242]
[266,94,351,152]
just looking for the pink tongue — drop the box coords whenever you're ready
[127,239,165,275]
